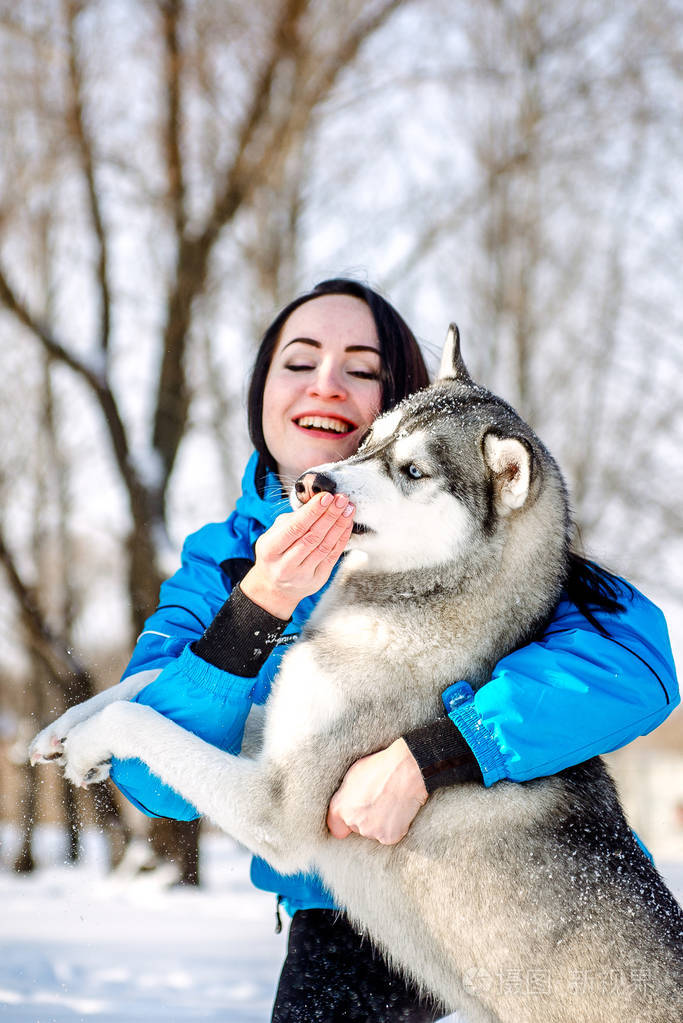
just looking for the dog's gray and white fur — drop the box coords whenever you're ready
[31,329,682,1021]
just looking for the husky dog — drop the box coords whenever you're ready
[31,329,682,1022]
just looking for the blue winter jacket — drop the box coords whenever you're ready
[110,452,679,914]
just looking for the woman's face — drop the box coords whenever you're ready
[262,294,383,483]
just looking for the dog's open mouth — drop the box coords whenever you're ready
[294,416,355,435]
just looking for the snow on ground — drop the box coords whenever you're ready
[1,825,681,1023]
[0,827,285,1023]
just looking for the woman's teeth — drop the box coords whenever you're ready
[296,416,353,434]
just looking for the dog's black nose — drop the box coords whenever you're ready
[294,472,337,504]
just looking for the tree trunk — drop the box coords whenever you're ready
[149,818,202,886]
[90,781,133,870]
[62,776,80,864]
[12,761,37,874]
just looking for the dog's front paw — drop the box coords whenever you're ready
[61,716,114,789]
[29,725,67,766]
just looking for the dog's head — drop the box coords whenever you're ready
[292,326,569,581]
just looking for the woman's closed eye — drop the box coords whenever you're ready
[284,363,379,380]
[349,369,380,380]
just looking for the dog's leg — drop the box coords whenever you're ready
[29,670,162,766]
[60,701,306,872]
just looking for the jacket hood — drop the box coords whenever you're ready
[234,452,290,531]
[232,451,337,627]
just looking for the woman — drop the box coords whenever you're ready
[110,278,679,1022]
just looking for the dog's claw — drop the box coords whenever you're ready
[42,745,67,763]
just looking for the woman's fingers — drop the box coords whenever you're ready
[293,494,354,557]
[269,492,334,550]
[271,493,354,562]
[244,491,356,616]
[299,504,355,575]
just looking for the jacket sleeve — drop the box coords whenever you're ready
[119,523,242,682]
[441,579,679,787]
[110,525,275,820]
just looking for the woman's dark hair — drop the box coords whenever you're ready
[247,278,430,472]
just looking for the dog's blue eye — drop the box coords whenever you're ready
[406,464,423,479]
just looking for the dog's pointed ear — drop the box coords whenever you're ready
[483,433,532,513]
[437,323,472,384]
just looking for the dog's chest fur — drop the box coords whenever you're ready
[262,578,499,769]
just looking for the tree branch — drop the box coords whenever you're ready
[0,265,102,383]
[0,527,91,702]
[150,0,311,506]
[64,0,112,355]
[159,0,186,241]
[0,265,152,540]
[304,0,407,110]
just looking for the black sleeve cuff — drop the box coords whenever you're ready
[403,715,483,792]
[192,583,290,677]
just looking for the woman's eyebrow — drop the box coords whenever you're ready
[281,337,321,351]
[282,337,380,354]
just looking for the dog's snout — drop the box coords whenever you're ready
[294,471,337,504]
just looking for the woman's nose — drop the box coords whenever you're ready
[306,361,346,399]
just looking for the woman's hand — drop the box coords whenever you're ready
[327,739,428,846]
[240,491,355,620]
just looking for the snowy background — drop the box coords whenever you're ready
[0,827,286,1023]
[1,825,681,1023]
[1,4,682,1020]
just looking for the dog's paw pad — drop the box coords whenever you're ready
[63,757,111,789]
[84,761,112,785]
[29,731,66,766]
[61,722,114,789]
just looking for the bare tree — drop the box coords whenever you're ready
[1,0,681,875]
[374,0,683,601]
[0,0,414,874]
